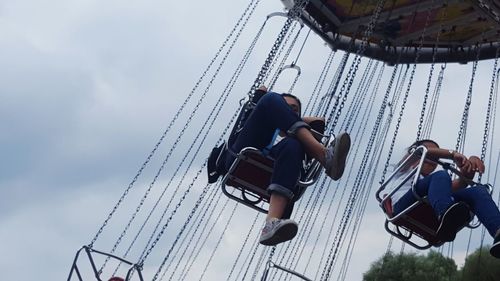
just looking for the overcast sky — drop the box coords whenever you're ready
[1,1,500,281]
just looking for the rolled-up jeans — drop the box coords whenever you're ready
[226,92,309,200]
[393,170,500,237]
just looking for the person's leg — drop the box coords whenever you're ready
[267,194,289,221]
[267,138,304,203]
[230,92,306,153]
[393,174,433,216]
[260,138,303,246]
[424,170,455,217]
[452,184,500,258]
[295,128,326,163]
[422,170,470,241]
[452,185,500,238]
[229,92,350,181]
[392,171,467,241]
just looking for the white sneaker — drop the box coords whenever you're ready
[324,132,351,180]
[259,219,298,246]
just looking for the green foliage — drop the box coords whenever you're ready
[363,251,459,281]
[459,246,500,281]
[363,247,500,281]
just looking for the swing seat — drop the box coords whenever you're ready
[221,120,327,214]
[382,196,472,249]
[68,246,144,281]
[221,146,323,213]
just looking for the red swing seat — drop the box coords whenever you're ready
[383,196,453,248]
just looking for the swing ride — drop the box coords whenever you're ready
[68,0,500,280]
[291,0,500,64]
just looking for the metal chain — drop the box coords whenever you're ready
[304,50,336,115]
[101,0,263,270]
[196,203,240,281]
[478,48,499,181]
[416,1,446,140]
[314,74,383,280]
[158,23,270,280]
[251,247,271,281]
[344,60,382,131]
[131,8,268,269]
[316,51,351,117]
[268,23,302,88]
[455,45,482,152]
[319,57,399,281]
[237,238,263,280]
[249,0,309,98]
[325,0,387,133]
[422,64,446,138]
[148,180,212,281]
[415,61,436,140]
[274,179,326,278]
[226,212,261,280]
[138,88,245,267]
[160,186,222,280]
[341,59,375,130]
[379,0,438,182]
[87,0,259,248]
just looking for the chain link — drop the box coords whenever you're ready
[249,0,309,98]
[88,0,260,248]
[268,22,302,88]
[455,45,482,152]
[304,50,336,115]
[478,48,499,181]
[422,64,446,138]
[325,0,387,133]
[416,2,447,139]
[317,51,351,117]
[379,0,439,184]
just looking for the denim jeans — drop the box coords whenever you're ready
[226,92,309,200]
[393,170,500,237]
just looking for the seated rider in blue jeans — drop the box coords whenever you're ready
[228,86,351,246]
[392,139,500,258]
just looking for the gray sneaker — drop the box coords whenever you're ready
[259,219,298,246]
[324,132,351,180]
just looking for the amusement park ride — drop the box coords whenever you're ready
[68,1,500,280]
[294,0,500,63]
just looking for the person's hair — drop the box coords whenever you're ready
[396,139,440,172]
[281,93,302,116]
[408,139,440,153]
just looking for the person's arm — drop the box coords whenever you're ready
[425,147,470,168]
[451,156,485,190]
[302,116,325,124]
[423,147,472,190]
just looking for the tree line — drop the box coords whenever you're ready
[363,247,500,281]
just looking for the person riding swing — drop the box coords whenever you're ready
[210,86,351,246]
[390,139,500,258]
